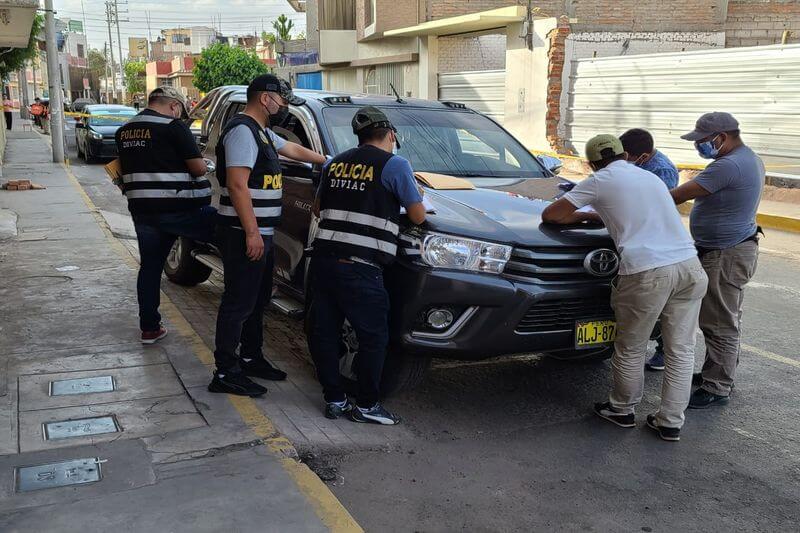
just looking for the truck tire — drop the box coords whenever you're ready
[164,237,212,286]
[304,298,431,397]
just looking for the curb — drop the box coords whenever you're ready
[677,202,800,234]
[60,160,364,533]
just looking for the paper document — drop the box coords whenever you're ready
[577,205,597,214]
[400,196,436,215]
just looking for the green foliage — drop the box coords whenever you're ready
[88,49,108,78]
[0,14,44,78]
[192,43,269,94]
[261,31,276,46]
[123,60,146,94]
[272,14,294,41]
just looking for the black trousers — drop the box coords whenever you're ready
[4,112,11,130]
[309,256,389,408]
[213,224,274,372]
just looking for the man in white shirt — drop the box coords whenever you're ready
[542,135,708,442]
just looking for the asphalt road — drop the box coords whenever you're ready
[67,146,800,533]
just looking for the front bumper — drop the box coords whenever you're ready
[386,261,613,361]
[88,138,118,158]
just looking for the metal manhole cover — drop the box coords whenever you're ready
[43,416,120,440]
[15,458,103,492]
[49,376,115,396]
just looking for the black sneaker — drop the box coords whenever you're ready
[688,388,729,409]
[325,398,354,420]
[208,370,268,397]
[241,357,287,381]
[350,403,401,425]
[645,350,665,371]
[593,402,635,428]
[646,414,681,442]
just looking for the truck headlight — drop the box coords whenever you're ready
[419,232,512,274]
[88,129,103,140]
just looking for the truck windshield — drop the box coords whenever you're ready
[322,106,548,178]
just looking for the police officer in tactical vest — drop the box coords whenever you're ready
[311,106,426,424]
[115,86,214,344]
[209,74,327,397]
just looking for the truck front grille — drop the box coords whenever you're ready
[516,299,614,334]
[503,246,615,284]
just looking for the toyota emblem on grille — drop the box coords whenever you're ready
[583,249,619,277]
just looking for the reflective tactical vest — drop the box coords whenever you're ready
[315,145,401,266]
[215,114,283,235]
[115,110,211,214]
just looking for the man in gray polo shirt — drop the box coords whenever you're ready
[671,112,764,409]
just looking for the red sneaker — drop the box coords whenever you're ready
[141,326,168,344]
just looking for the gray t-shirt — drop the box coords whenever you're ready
[690,145,764,249]
[223,124,287,168]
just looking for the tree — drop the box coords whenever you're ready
[88,49,108,79]
[0,14,43,79]
[272,14,294,41]
[123,60,146,94]
[193,43,269,93]
[261,31,276,46]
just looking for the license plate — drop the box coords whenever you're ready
[575,320,616,349]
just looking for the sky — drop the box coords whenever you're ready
[54,0,307,56]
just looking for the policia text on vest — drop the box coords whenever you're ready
[309,105,426,425]
[114,96,215,342]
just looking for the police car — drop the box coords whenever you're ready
[167,87,620,395]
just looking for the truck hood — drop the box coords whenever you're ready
[419,176,613,248]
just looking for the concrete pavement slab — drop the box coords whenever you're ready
[19,364,185,411]
[11,344,167,376]
[0,447,328,533]
[0,440,155,513]
[0,208,17,240]
[19,395,205,452]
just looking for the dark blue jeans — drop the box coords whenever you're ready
[132,206,216,331]
[309,256,389,408]
[213,224,274,372]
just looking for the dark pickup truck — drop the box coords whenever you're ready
[165,87,619,394]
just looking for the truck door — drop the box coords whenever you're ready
[273,107,324,297]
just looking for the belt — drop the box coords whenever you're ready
[696,226,763,258]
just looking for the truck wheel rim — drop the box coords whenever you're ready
[166,239,182,271]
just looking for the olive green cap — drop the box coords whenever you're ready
[585,134,625,162]
[149,86,189,118]
[351,105,396,135]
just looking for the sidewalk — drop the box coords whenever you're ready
[0,127,359,531]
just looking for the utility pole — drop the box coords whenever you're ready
[146,11,153,60]
[18,68,30,119]
[44,0,65,162]
[114,0,127,102]
[103,42,111,103]
[105,2,117,102]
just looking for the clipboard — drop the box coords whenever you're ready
[104,158,124,190]
[414,172,475,190]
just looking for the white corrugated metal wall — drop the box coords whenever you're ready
[438,70,506,123]
[566,44,800,176]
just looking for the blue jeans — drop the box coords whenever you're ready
[309,256,389,408]
[132,206,216,331]
[213,224,274,372]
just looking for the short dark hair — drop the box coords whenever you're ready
[619,128,654,157]
[246,87,263,103]
[357,127,391,146]
[724,129,741,139]
[592,153,627,170]
[148,94,172,106]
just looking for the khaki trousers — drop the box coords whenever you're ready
[698,240,759,396]
[609,257,708,428]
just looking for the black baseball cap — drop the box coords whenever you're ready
[247,74,305,105]
[351,106,397,134]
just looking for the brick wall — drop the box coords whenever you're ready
[438,33,507,73]
[430,0,525,19]
[725,0,800,47]
[546,16,570,152]
[571,0,726,32]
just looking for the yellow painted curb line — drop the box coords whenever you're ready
[61,161,363,533]
[677,201,800,234]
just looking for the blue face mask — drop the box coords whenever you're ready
[696,135,721,159]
